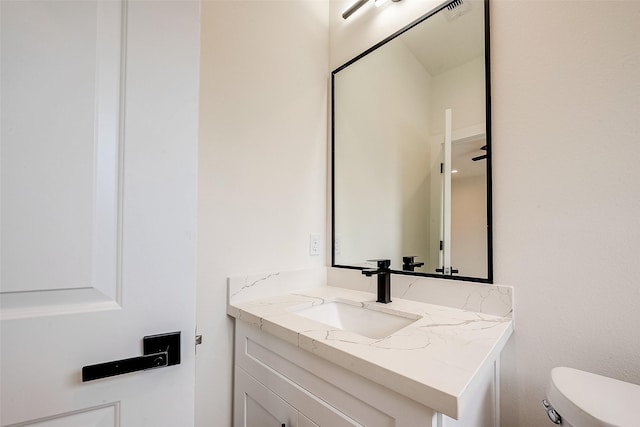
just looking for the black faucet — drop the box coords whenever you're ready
[362,259,392,303]
[402,256,424,272]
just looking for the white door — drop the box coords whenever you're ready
[0,0,200,426]
[442,108,453,274]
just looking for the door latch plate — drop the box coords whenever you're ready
[144,331,181,366]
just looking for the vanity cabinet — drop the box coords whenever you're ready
[233,321,499,427]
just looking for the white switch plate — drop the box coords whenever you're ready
[309,233,321,256]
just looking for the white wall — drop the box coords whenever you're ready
[331,0,640,426]
[492,1,640,425]
[197,1,329,425]
[430,55,486,136]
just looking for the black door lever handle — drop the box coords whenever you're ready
[82,351,168,381]
[82,331,180,382]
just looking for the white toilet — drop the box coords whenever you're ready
[544,367,640,426]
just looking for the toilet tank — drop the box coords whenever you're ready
[546,367,640,427]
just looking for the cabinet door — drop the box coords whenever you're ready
[235,367,298,427]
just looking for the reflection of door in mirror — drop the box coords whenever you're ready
[442,109,453,275]
[435,108,487,278]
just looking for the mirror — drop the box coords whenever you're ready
[332,0,492,282]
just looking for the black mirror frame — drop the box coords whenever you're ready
[330,0,493,284]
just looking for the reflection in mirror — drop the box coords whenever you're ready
[332,0,491,281]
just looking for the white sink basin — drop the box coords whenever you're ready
[292,301,418,339]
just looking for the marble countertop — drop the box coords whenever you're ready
[228,284,513,419]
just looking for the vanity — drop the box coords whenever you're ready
[227,269,513,427]
[228,0,508,424]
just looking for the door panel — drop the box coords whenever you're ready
[0,0,200,425]
[1,0,121,308]
[7,403,118,427]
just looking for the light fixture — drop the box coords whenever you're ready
[342,0,402,19]
[342,0,369,19]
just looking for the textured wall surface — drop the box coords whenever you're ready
[197,1,329,425]
[491,1,640,425]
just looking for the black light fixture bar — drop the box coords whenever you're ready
[342,0,369,19]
